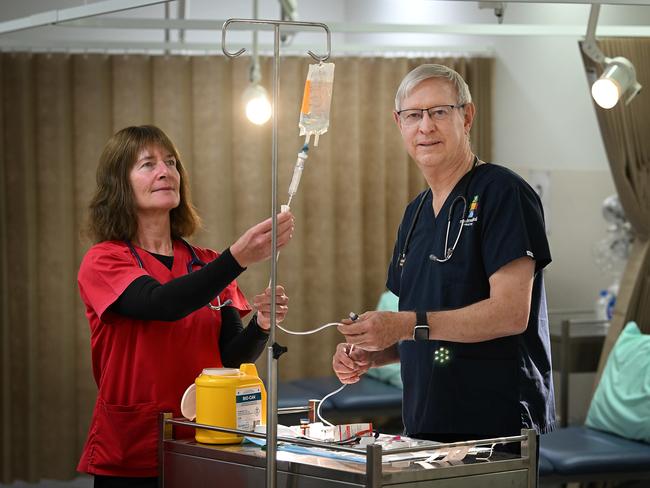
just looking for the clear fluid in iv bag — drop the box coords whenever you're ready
[299,63,335,145]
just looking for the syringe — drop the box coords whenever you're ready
[286,144,309,208]
[268,144,310,289]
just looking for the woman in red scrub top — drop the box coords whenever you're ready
[77,125,294,488]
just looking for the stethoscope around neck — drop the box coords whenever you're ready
[399,156,480,270]
[125,238,232,311]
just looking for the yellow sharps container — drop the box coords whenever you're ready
[183,363,266,444]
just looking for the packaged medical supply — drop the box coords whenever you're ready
[298,422,374,442]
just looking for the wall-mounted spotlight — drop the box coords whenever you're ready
[244,0,272,125]
[582,4,642,109]
[591,57,642,109]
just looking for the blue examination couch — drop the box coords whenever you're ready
[278,376,403,429]
[539,426,650,485]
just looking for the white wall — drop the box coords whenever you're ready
[0,0,642,310]
[513,167,617,310]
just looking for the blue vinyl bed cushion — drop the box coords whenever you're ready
[540,425,650,476]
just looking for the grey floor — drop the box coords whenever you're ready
[0,478,92,488]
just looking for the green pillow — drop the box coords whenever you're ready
[366,363,403,389]
[585,322,650,443]
[376,291,399,313]
[365,291,403,389]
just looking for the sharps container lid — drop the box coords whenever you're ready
[202,368,241,376]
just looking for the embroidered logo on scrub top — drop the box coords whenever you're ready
[464,195,479,226]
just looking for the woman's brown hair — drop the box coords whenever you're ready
[87,125,201,243]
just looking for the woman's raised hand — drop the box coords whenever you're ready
[230,211,294,268]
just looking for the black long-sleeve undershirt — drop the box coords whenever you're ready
[112,248,244,321]
[218,306,269,367]
[107,247,269,366]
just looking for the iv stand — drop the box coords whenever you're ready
[222,18,331,488]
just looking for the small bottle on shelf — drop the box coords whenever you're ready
[595,289,610,321]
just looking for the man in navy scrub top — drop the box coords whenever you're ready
[333,64,555,448]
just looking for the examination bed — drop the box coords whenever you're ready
[538,320,650,485]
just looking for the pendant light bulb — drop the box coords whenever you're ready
[243,83,272,125]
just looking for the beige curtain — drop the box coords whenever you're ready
[580,38,650,384]
[0,52,492,482]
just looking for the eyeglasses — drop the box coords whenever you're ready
[397,104,465,126]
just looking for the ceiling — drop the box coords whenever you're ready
[1,0,649,55]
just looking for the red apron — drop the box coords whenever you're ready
[77,240,250,477]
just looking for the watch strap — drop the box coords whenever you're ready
[414,311,429,341]
[416,310,428,326]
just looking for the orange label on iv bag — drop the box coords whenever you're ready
[301,79,311,114]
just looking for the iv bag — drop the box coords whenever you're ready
[299,62,335,146]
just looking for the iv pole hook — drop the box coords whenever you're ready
[221,18,331,61]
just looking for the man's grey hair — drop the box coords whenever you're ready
[394,64,472,111]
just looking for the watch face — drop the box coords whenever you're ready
[414,325,429,341]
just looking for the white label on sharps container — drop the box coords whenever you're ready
[236,386,262,431]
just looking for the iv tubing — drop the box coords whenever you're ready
[313,346,356,426]
[284,313,357,426]
[277,321,341,335]
[275,311,355,336]
[317,384,346,426]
